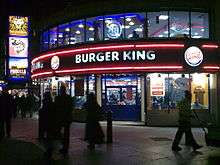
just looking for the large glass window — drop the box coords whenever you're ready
[49,27,58,49]
[124,13,145,39]
[86,16,104,42]
[40,11,210,51]
[104,14,125,40]
[148,73,210,111]
[58,23,70,46]
[41,31,49,51]
[191,73,209,109]
[169,11,189,37]
[69,20,85,45]
[168,74,190,109]
[148,11,169,38]
[191,12,209,38]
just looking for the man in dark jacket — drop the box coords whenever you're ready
[54,84,73,156]
[172,90,202,151]
[0,88,14,139]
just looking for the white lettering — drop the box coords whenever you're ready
[75,54,81,63]
[112,51,119,61]
[136,51,146,60]
[123,51,132,60]
[89,53,96,62]
[147,51,156,60]
[97,52,105,62]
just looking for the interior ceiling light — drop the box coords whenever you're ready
[125,17,132,22]
[65,28,70,32]
[89,27,94,31]
[75,30,81,34]
[129,21,134,26]
[135,28,143,32]
[78,24,84,28]
[159,15,169,20]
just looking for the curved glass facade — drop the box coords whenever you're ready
[40,11,209,51]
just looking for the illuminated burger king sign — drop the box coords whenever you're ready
[184,46,203,67]
[51,56,60,70]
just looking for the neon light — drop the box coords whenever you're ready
[89,45,134,50]
[135,44,184,48]
[54,66,183,74]
[203,66,220,70]
[201,45,219,48]
[31,71,53,78]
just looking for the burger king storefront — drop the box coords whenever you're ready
[31,40,220,125]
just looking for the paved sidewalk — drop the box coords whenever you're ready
[0,118,220,165]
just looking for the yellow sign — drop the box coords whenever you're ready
[9,16,28,36]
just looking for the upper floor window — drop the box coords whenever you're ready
[169,11,189,38]
[148,11,169,38]
[86,16,104,42]
[41,31,49,51]
[191,12,209,38]
[69,20,85,44]
[58,23,70,46]
[104,14,125,40]
[125,13,145,39]
[49,27,58,49]
[40,11,210,51]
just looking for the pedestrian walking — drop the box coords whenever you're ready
[84,93,105,150]
[0,88,14,139]
[38,91,53,140]
[54,84,73,156]
[172,90,203,151]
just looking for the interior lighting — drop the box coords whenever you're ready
[135,28,143,32]
[163,31,168,34]
[125,25,130,29]
[75,30,81,34]
[78,24,84,28]
[129,21,135,26]
[89,38,94,41]
[125,17,132,22]
[70,37,76,40]
[105,20,112,24]
[89,27,94,31]
[58,34,63,38]
[65,28,70,32]
[159,15,169,20]
[128,34,133,38]
[193,36,202,38]
[192,73,206,88]
[201,29,205,32]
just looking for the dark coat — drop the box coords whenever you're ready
[84,102,104,144]
[0,92,14,121]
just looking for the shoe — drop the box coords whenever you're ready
[172,146,182,151]
[193,145,203,151]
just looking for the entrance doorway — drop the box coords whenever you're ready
[102,75,141,121]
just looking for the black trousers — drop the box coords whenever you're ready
[172,125,198,147]
[0,118,11,138]
[61,124,70,152]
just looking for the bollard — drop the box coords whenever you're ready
[107,110,113,143]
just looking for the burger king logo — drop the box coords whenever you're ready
[184,46,203,67]
[51,56,59,70]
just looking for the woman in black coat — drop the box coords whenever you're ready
[38,92,53,140]
[84,93,104,150]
